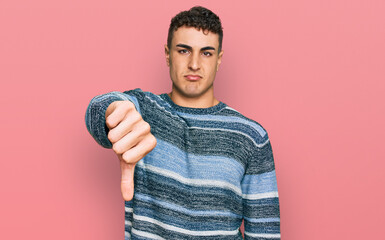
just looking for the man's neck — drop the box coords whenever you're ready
[168,90,219,108]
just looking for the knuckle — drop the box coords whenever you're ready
[131,112,141,124]
[122,152,134,163]
[142,121,151,132]
[117,101,130,113]
[149,137,157,149]
[112,143,123,154]
[133,110,142,121]
[105,117,114,129]
[143,135,156,152]
[124,101,133,110]
[149,135,157,146]
[121,154,129,163]
[121,101,133,112]
[127,100,135,109]
[113,101,123,111]
[107,130,117,143]
[107,133,114,143]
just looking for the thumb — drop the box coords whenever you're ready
[120,160,136,201]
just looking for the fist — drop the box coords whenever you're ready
[105,100,157,201]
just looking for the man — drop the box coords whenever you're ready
[85,6,280,239]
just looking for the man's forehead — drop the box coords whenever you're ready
[172,26,219,49]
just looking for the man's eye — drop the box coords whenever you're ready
[178,49,189,54]
[203,52,212,57]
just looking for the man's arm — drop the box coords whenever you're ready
[85,91,157,201]
[241,136,281,239]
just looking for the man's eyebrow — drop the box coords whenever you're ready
[176,44,192,50]
[176,44,216,51]
[200,46,216,51]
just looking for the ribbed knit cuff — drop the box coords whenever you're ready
[85,92,127,148]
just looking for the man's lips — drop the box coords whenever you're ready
[185,75,202,81]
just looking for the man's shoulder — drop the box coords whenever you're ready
[218,105,270,144]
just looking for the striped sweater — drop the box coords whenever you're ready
[85,88,280,239]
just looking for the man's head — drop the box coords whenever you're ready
[165,6,224,103]
[167,6,223,54]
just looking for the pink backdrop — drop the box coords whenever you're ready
[1,0,384,239]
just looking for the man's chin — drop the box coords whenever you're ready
[172,83,213,99]
[180,90,205,99]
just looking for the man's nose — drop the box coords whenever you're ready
[188,53,200,71]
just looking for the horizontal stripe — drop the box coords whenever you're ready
[133,213,239,236]
[179,119,267,146]
[134,222,243,240]
[189,126,270,148]
[135,167,243,213]
[135,193,242,218]
[132,228,165,240]
[125,207,133,213]
[243,217,280,223]
[242,171,278,194]
[243,204,280,219]
[143,138,244,186]
[176,112,267,137]
[133,201,242,230]
[224,106,239,112]
[244,221,280,236]
[143,111,251,167]
[242,191,279,200]
[137,160,242,196]
[244,232,281,238]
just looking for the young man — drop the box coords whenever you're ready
[85,6,280,240]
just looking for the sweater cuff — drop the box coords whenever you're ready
[85,92,128,148]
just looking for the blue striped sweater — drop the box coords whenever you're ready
[85,88,280,239]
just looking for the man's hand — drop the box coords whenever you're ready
[105,100,157,201]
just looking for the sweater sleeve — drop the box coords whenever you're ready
[241,134,281,239]
[84,90,143,149]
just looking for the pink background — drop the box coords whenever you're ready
[1,0,384,239]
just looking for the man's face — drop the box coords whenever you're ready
[165,26,223,99]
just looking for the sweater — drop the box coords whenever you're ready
[85,88,280,240]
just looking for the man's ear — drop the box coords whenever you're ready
[165,44,170,67]
[216,50,224,71]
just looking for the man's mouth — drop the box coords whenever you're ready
[185,75,202,81]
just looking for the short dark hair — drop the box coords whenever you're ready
[167,6,223,53]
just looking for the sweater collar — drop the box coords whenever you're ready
[160,93,227,114]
